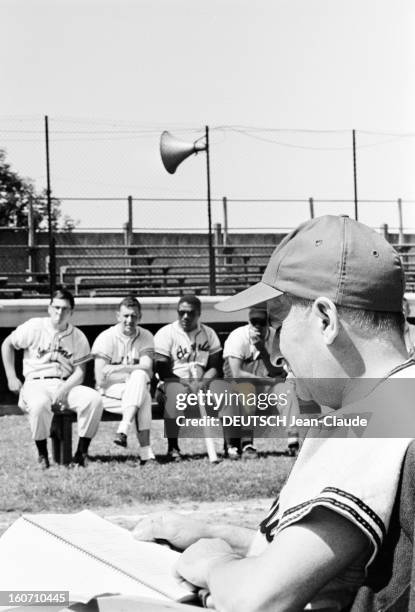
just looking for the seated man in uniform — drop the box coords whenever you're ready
[154,294,222,460]
[221,303,300,458]
[92,296,155,463]
[134,216,415,611]
[1,287,103,468]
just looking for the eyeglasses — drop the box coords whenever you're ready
[249,318,268,326]
[51,305,71,313]
[178,310,198,318]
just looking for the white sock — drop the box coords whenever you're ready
[139,446,155,461]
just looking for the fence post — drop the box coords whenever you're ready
[27,197,37,276]
[397,198,404,244]
[214,222,223,272]
[125,196,133,271]
[381,223,389,241]
[222,197,228,245]
[309,197,314,219]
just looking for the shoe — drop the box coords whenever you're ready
[287,442,299,457]
[114,432,127,448]
[242,444,257,459]
[38,454,50,470]
[167,448,183,461]
[139,446,156,462]
[141,456,157,466]
[73,450,89,467]
[227,446,240,460]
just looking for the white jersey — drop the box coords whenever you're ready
[10,317,90,380]
[223,324,279,377]
[92,324,154,365]
[248,362,415,611]
[154,320,221,378]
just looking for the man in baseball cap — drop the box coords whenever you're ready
[216,214,404,313]
[134,215,414,611]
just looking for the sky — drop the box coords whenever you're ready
[1,0,415,233]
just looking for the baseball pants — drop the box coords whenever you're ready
[20,379,103,441]
[101,369,152,436]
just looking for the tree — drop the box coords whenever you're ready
[0,149,78,230]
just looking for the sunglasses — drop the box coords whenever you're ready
[177,310,199,317]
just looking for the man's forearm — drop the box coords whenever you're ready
[103,364,133,377]
[1,341,17,381]
[202,367,218,381]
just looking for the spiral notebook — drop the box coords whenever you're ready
[0,510,197,605]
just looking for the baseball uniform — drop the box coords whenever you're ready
[221,323,299,452]
[154,320,221,378]
[92,324,154,441]
[154,320,221,447]
[250,361,415,611]
[10,317,103,441]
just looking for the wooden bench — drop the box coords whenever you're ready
[51,401,164,465]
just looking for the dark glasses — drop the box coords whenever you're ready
[249,318,268,326]
[178,310,198,317]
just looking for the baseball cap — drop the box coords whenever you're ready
[216,215,405,312]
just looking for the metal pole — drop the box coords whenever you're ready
[126,195,133,270]
[309,197,315,219]
[205,126,216,295]
[127,195,133,241]
[222,196,228,245]
[45,115,56,296]
[397,198,404,244]
[27,196,35,275]
[352,129,358,221]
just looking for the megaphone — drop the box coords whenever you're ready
[160,131,207,174]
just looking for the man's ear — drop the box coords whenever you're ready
[311,297,339,345]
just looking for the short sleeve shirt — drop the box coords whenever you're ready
[92,324,154,386]
[10,317,90,379]
[223,324,279,377]
[92,324,154,364]
[154,320,221,378]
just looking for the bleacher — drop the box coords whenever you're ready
[1,230,415,298]
[0,242,274,297]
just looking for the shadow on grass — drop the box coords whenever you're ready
[259,450,295,458]
[89,451,223,465]
[89,448,291,465]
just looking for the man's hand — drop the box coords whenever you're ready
[132,511,209,551]
[176,538,236,589]
[7,375,22,394]
[52,385,69,407]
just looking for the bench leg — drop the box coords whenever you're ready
[50,413,73,466]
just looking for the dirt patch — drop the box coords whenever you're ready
[0,498,273,536]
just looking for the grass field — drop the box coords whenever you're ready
[0,415,293,515]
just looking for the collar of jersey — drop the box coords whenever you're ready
[115,323,141,341]
[45,318,73,338]
[173,320,202,336]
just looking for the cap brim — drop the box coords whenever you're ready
[215,282,283,312]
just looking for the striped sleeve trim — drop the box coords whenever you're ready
[91,350,112,361]
[271,488,385,565]
[259,498,280,542]
[73,353,93,365]
[155,348,171,358]
[209,346,222,355]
